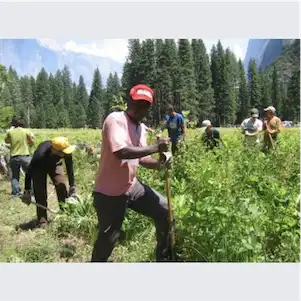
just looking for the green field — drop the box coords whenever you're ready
[0,127,300,262]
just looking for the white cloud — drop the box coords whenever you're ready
[38,39,129,63]
[202,39,248,60]
[232,44,244,60]
[38,38,248,63]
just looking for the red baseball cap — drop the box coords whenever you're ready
[130,84,154,104]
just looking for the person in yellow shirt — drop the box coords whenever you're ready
[4,117,35,198]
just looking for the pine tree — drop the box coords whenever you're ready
[35,68,51,105]
[210,42,224,125]
[0,84,12,107]
[191,39,215,122]
[271,65,281,116]
[287,70,300,121]
[177,39,198,120]
[56,99,70,128]
[87,68,103,128]
[154,39,174,124]
[220,48,234,125]
[248,59,261,110]
[259,69,271,114]
[34,103,46,128]
[19,76,34,127]
[62,65,72,102]
[121,39,143,98]
[30,76,36,105]
[74,104,87,128]
[105,72,122,117]
[45,103,58,128]
[53,70,64,106]
[0,64,8,100]
[237,59,249,122]
[76,75,89,111]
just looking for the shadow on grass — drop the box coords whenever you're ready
[16,219,51,231]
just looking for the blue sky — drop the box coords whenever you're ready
[39,39,249,63]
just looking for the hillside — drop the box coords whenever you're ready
[0,39,123,90]
[265,39,300,82]
[243,39,298,71]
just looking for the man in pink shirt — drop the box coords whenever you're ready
[91,84,171,262]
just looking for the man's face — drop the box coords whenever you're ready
[206,125,213,136]
[128,100,151,122]
[167,109,174,117]
[265,111,273,119]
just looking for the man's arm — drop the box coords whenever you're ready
[105,116,160,160]
[65,155,75,187]
[179,115,187,136]
[240,120,246,134]
[27,132,35,146]
[266,118,281,134]
[139,157,162,170]
[4,132,10,144]
[160,116,169,132]
[115,145,159,160]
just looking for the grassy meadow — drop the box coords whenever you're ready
[0,127,300,262]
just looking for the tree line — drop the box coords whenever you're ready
[0,39,300,129]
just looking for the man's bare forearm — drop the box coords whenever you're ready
[114,145,159,160]
[139,157,162,170]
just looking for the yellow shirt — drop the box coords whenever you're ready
[4,127,33,156]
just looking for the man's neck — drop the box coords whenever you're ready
[125,110,140,125]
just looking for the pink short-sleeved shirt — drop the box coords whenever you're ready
[94,111,149,196]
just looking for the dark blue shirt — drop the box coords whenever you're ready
[165,113,184,142]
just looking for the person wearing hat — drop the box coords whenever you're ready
[201,120,212,134]
[91,84,172,262]
[201,120,222,150]
[21,137,77,227]
[262,106,282,151]
[240,108,263,148]
[159,104,187,155]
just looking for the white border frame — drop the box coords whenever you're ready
[0,1,300,301]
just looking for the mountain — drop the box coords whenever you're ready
[0,39,124,91]
[244,39,296,70]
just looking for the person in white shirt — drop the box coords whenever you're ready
[240,108,263,148]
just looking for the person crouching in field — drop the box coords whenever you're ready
[240,108,263,148]
[91,84,172,262]
[201,120,223,151]
[21,137,77,228]
[262,106,282,152]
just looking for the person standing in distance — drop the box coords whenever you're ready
[240,108,263,148]
[262,106,282,151]
[91,84,172,262]
[4,117,35,198]
[160,104,186,155]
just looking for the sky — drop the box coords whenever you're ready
[38,39,249,63]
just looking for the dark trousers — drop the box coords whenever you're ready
[10,155,31,196]
[171,141,178,155]
[91,180,170,262]
[32,164,68,220]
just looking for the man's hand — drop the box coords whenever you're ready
[21,190,32,205]
[160,151,173,169]
[157,137,169,153]
[68,185,77,197]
